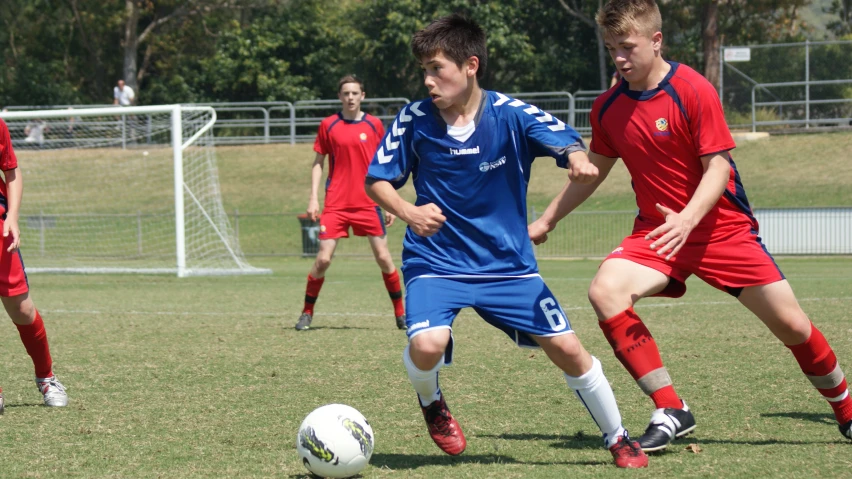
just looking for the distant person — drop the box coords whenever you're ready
[65,107,79,140]
[0,118,69,414]
[294,75,406,332]
[610,69,621,88]
[24,120,48,148]
[113,80,135,106]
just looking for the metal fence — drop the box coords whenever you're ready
[2,91,601,149]
[17,207,852,260]
[721,40,852,131]
[227,207,852,258]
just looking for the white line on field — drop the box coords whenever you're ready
[38,296,852,317]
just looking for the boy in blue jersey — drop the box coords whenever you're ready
[365,14,648,468]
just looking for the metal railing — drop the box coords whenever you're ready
[572,90,606,136]
[19,207,850,260]
[751,79,852,131]
[509,91,575,129]
[3,92,610,147]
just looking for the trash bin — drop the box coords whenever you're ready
[297,214,320,257]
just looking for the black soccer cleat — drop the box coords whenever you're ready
[395,314,406,330]
[840,420,852,440]
[295,312,312,331]
[638,401,697,452]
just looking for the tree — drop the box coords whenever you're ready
[556,0,609,90]
[827,0,852,35]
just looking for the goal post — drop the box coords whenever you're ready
[0,105,270,276]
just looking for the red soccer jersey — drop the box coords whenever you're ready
[313,113,385,210]
[591,62,754,233]
[0,119,17,216]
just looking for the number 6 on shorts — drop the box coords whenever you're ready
[539,297,567,331]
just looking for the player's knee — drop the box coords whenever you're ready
[588,276,617,308]
[5,299,35,325]
[314,256,332,273]
[409,335,447,362]
[375,252,393,269]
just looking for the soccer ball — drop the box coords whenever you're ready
[296,404,374,478]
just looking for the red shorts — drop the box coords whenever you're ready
[0,224,29,297]
[319,207,386,240]
[605,223,784,298]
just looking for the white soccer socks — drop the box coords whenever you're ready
[403,344,444,407]
[564,356,626,448]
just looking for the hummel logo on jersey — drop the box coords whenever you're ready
[479,156,507,172]
[450,146,480,156]
[408,319,430,333]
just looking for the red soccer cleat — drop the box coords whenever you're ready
[420,394,466,455]
[608,434,649,468]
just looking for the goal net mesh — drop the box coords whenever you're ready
[1,106,268,276]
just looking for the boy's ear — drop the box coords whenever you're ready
[466,56,479,77]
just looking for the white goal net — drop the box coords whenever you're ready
[0,105,269,276]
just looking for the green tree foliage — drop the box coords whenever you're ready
[0,0,843,107]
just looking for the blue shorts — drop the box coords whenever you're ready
[404,274,574,351]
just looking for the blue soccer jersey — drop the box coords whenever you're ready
[366,90,586,281]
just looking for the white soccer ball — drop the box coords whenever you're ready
[142,151,149,156]
[296,404,374,478]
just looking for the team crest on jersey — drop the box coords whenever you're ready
[359,132,368,141]
[655,118,668,131]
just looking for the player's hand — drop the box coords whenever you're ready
[645,203,695,261]
[528,218,552,245]
[307,198,320,222]
[568,156,599,184]
[4,216,20,253]
[406,203,445,237]
[384,211,395,227]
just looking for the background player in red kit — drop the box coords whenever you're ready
[528,0,852,452]
[0,118,68,413]
[295,75,405,331]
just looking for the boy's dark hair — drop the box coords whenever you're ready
[411,13,487,79]
[338,75,364,93]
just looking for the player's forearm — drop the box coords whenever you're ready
[538,181,600,228]
[539,152,613,228]
[3,168,22,219]
[365,179,414,223]
[309,162,323,201]
[681,155,731,225]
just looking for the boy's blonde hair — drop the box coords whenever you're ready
[596,0,662,38]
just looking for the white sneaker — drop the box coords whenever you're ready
[0,390,5,414]
[36,376,68,407]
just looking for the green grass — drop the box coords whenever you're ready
[0,257,850,478]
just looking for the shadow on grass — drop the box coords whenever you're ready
[761,411,835,425]
[5,402,43,408]
[370,452,607,469]
[476,432,602,450]
[674,437,840,446]
[295,326,371,331]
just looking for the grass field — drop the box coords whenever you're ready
[1,131,850,477]
[0,256,850,478]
